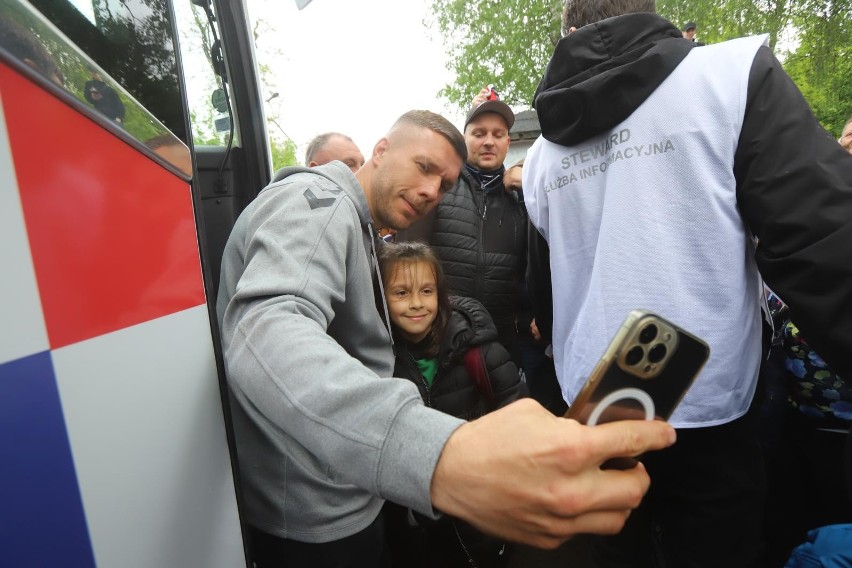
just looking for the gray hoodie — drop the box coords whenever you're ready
[217,161,464,543]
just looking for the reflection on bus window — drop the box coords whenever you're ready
[0,7,64,86]
[27,0,187,143]
[0,0,192,178]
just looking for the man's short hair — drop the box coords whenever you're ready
[391,110,467,163]
[562,0,656,35]
[304,132,354,165]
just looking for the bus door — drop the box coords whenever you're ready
[0,0,273,565]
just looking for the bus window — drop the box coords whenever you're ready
[1,0,192,177]
[173,0,238,148]
[27,0,188,143]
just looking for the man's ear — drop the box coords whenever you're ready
[372,137,389,164]
[568,26,577,34]
[308,160,319,168]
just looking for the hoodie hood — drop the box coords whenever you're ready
[441,296,499,365]
[272,161,373,229]
[534,12,695,146]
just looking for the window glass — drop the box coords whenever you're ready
[172,0,234,147]
[26,0,187,142]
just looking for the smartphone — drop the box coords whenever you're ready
[565,310,710,427]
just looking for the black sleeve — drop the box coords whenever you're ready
[482,340,528,407]
[735,46,852,378]
[526,219,553,343]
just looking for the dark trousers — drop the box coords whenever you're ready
[591,401,767,568]
[248,513,390,568]
[518,334,567,415]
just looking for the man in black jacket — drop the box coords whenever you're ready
[84,70,125,125]
[397,98,527,365]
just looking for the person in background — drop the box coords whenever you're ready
[525,0,852,565]
[84,70,125,125]
[838,116,852,154]
[217,108,676,568]
[682,21,706,45]
[305,131,365,172]
[378,241,524,567]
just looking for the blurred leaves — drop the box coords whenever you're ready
[429,0,852,135]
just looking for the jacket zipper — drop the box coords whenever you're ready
[474,184,486,301]
[409,352,433,408]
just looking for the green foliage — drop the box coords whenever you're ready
[430,0,852,136]
[657,0,794,50]
[428,0,563,109]
[270,138,299,171]
[782,0,852,134]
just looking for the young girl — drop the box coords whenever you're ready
[378,241,525,568]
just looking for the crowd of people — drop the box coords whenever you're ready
[215,1,852,566]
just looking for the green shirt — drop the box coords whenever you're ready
[415,357,438,386]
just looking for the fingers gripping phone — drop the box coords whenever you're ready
[565,310,710,467]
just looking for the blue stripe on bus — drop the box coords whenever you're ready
[0,351,96,568]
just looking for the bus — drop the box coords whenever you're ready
[0,0,289,565]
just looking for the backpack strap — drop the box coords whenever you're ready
[463,346,495,407]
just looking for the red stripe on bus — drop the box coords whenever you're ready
[1,65,206,348]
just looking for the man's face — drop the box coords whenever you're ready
[683,28,696,40]
[368,128,462,231]
[840,121,852,153]
[311,136,365,172]
[464,112,510,170]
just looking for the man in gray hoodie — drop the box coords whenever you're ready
[217,110,675,567]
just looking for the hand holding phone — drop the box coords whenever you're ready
[565,310,710,467]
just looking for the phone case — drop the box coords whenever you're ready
[565,310,710,426]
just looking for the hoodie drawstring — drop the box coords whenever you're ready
[369,222,395,352]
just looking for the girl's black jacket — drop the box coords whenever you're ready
[393,295,526,420]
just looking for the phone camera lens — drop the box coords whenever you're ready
[639,324,658,344]
[626,346,644,365]
[648,343,667,363]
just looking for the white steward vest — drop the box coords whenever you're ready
[524,35,769,428]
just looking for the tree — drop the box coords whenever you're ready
[181,2,300,168]
[253,18,300,169]
[270,138,299,171]
[427,0,563,109]
[781,0,852,134]
[430,0,852,136]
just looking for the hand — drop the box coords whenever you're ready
[471,86,491,109]
[530,318,541,342]
[503,164,523,193]
[430,399,676,549]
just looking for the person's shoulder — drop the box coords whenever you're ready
[247,171,361,238]
[450,296,497,338]
[451,295,486,316]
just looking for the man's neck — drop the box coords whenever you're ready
[465,163,505,192]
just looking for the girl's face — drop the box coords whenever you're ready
[385,260,439,343]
